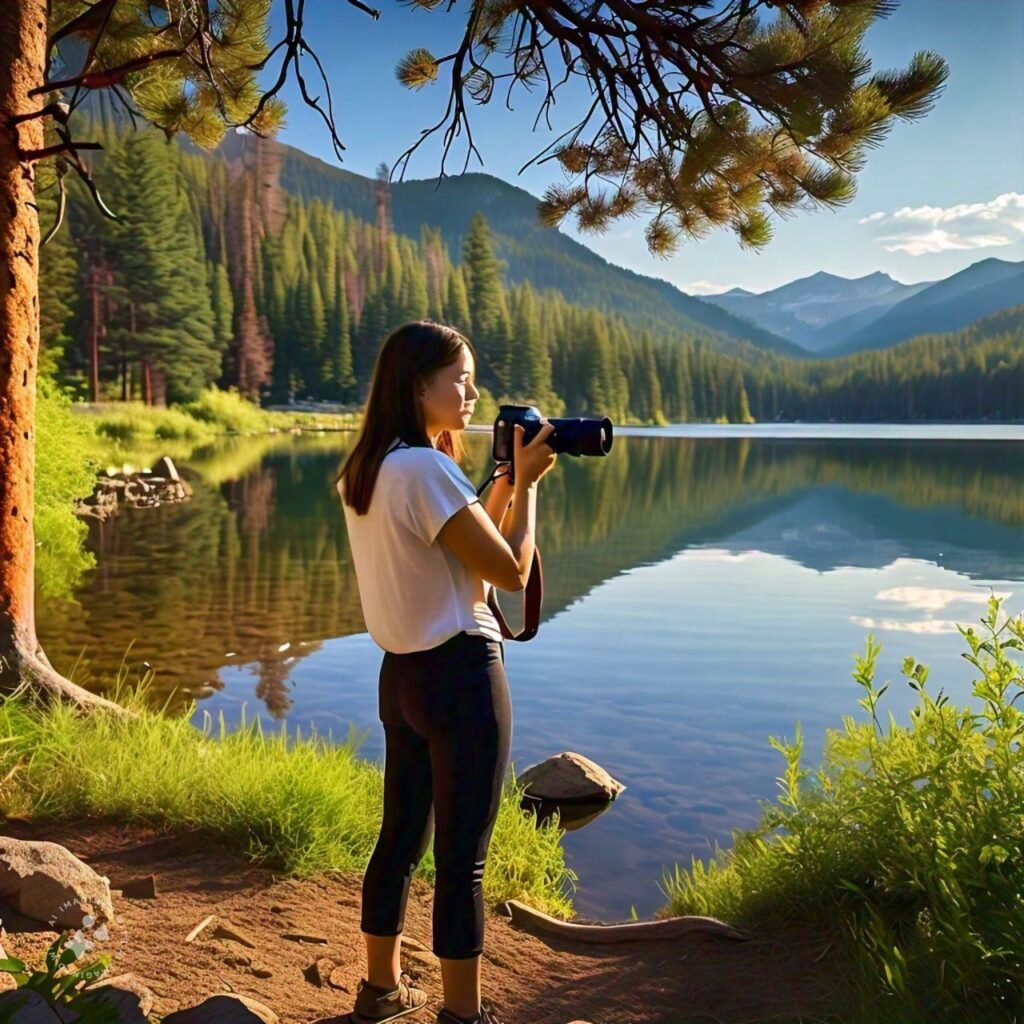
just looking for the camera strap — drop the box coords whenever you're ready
[476,462,543,642]
[485,546,543,642]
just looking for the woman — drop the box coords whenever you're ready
[334,320,557,1024]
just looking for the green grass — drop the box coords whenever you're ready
[661,597,1024,1023]
[80,386,362,465]
[34,378,105,599]
[32,383,363,599]
[0,671,576,922]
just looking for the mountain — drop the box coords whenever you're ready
[201,133,803,358]
[703,269,933,351]
[827,258,1024,355]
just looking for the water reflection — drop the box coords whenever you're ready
[38,434,1024,707]
[36,433,1024,918]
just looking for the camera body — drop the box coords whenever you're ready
[492,404,614,482]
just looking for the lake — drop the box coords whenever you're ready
[37,425,1024,920]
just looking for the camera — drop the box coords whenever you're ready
[492,404,614,483]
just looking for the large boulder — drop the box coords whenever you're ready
[0,837,114,930]
[151,455,181,482]
[82,973,154,1020]
[162,993,279,1023]
[516,751,626,803]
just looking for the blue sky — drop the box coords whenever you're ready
[260,0,1024,295]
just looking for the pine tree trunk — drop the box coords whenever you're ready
[0,1,132,716]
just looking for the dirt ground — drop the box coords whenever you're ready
[0,814,845,1023]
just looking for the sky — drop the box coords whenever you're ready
[258,0,1024,296]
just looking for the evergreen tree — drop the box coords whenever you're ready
[461,212,509,391]
[444,266,471,334]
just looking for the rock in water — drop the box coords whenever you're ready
[0,837,114,929]
[515,751,625,803]
[152,455,181,481]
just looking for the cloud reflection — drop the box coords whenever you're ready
[851,616,963,635]
[875,586,1012,612]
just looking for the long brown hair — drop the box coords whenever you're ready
[337,320,474,515]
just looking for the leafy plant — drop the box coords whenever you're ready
[663,595,1024,1022]
[0,928,124,1023]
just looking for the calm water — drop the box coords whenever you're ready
[38,428,1024,920]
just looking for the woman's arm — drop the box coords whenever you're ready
[482,471,514,532]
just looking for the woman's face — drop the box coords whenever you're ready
[420,345,480,438]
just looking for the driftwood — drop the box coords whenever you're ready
[498,899,750,944]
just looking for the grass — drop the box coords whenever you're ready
[80,386,362,466]
[34,377,105,599]
[661,596,1024,1023]
[33,382,362,598]
[0,670,577,922]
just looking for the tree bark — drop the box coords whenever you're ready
[0,0,133,717]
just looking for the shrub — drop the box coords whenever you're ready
[663,596,1024,1022]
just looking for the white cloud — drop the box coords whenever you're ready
[687,280,737,295]
[880,229,1015,256]
[861,191,1024,257]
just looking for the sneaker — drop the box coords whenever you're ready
[435,1006,504,1024]
[348,972,429,1023]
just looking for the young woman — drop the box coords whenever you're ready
[334,320,557,1024]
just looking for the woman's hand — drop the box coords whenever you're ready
[513,422,558,488]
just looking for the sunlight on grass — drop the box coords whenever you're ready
[0,668,575,922]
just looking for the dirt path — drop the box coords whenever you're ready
[0,815,842,1023]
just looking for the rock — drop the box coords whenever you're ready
[303,956,336,987]
[83,973,154,1017]
[0,837,115,929]
[281,931,328,944]
[212,921,257,948]
[162,993,279,1023]
[0,990,63,1022]
[71,981,150,1023]
[116,875,157,900]
[515,752,626,803]
[527,798,612,832]
[152,456,181,482]
[400,935,428,952]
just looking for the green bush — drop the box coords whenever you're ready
[34,379,102,599]
[179,386,271,434]
[91,404,217,444]
[663,596,1024,1022]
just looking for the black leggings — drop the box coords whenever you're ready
[360,630,512,960]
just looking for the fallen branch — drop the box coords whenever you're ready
[498,898,750,944]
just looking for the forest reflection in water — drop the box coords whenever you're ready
[38,432,1024,715]
[36,431,1024,918]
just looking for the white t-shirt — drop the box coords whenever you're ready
[339,438,504,654]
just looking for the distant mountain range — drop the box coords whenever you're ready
[705,258,1024,355]
[205,133,804,358]
[183,125,1023,363]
